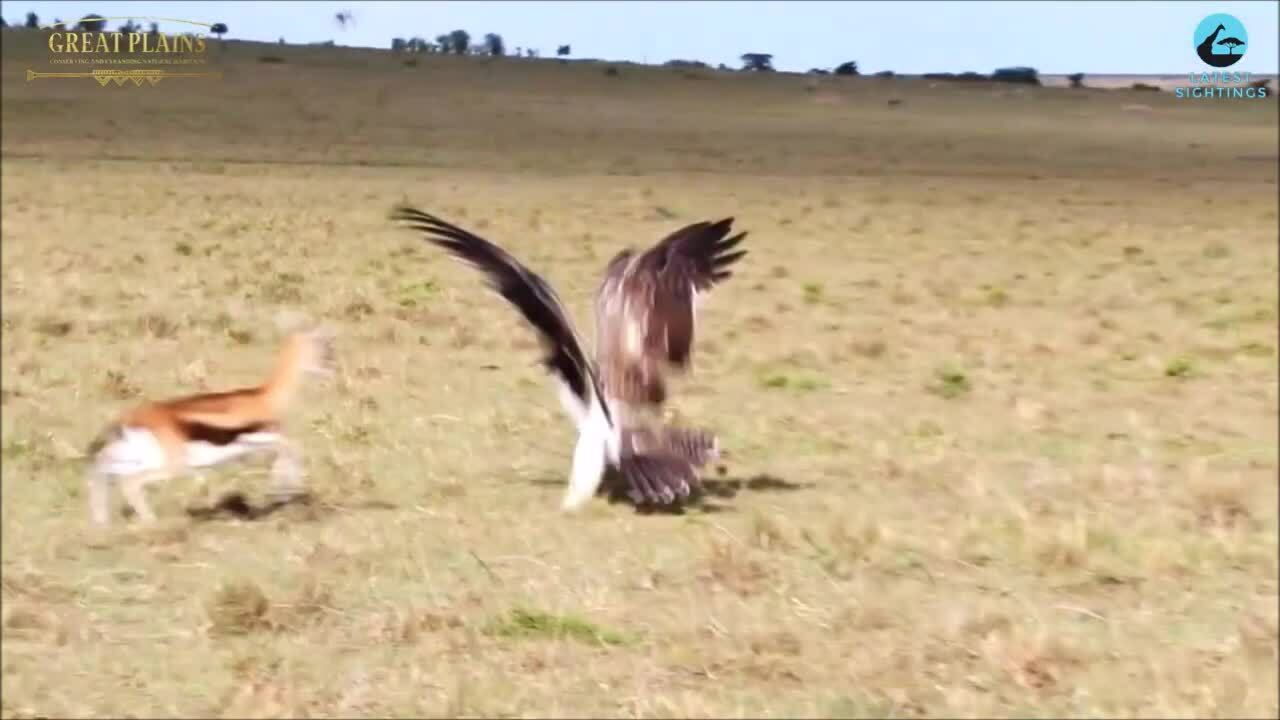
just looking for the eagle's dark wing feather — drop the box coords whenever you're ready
[634,218,747,368]
[593,219,748,407]
[616,453,698,506]
[613,424,717,505]
[654,426,720,468]
[389,205,609,425]
[621,425,719,468]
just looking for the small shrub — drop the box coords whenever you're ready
[985,286,1010,307]
[929,367,971,399]
[1165,357,1194,378]
[207,580,273,636]
[1203,243,1230,259]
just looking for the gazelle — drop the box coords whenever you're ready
[84,328,334,525]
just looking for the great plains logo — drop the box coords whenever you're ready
[1175,13,1268,100]
[27,16,222,87]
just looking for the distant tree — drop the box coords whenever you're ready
[76,14,107,32]
[1067,72,1085,88]
[392,37,406,52]
[740,53,774,72]
[1216,36,1244,55]
[834,60,859,76]
[484,32,505,56]
[210,22,228,41]
[515,46,523,57]
[526,48,537,58]
[149,22,160,39]
[25,12,38,28]
[991,66,1040,85]
[0,17,8,28]
[448,29,470,55]
[118,18,138,33]
[557,44,571,56]
[435,33,452,53]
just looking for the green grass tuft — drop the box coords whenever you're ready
[929,366,972,399]
[483,608,632,646]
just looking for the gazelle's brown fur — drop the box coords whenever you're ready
[85,328,334,526]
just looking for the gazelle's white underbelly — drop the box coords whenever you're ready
[93,426,282,477]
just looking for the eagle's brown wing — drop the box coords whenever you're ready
[593,219,747,408]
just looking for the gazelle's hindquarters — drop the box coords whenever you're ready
[84,424,306,525]
[85,425,169,525]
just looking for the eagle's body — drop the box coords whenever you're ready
[390,206,747,510]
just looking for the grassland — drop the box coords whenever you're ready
[2,32,1278,718]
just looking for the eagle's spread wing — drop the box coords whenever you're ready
[390,205,609,428]
[594,219,747,408]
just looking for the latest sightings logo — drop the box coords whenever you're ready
[1193,13,1247,67]
[1176,13,1267,99]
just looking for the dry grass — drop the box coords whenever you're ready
[2,33,1278,718]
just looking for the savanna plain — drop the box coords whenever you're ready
[1,34,1278,718]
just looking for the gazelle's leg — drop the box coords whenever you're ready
[119,469,171,524]
[189,470,213,508]
[266,436,306,503]
[86,467,113,527]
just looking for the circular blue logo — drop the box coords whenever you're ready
[1194,13,1248,67]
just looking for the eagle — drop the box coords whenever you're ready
[389,205,747,510]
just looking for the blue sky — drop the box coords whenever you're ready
[4,1,1277,74]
